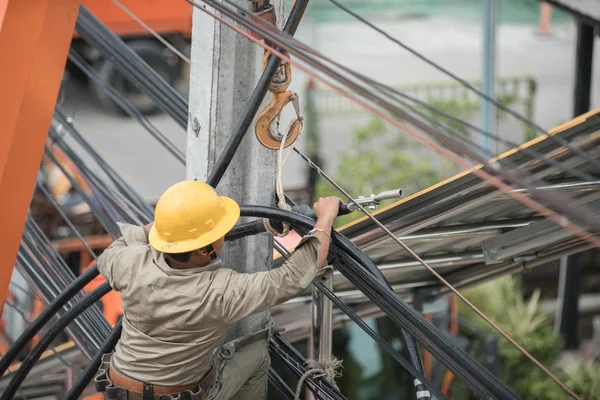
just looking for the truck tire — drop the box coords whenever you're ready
[89,39,180,116]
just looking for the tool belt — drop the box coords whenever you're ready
[94,354,215,400]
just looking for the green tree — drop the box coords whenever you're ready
[459,276,565,400]
[315,117,457,227]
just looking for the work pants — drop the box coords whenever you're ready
[207,339,271,400]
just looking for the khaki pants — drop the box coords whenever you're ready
[207,340,271,400]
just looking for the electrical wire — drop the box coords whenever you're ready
[272,239,445,400]
[0,266,100,376]
[111,0,191,64]
[192,10,594,394]
[0,283,111,400]
[76,5,189,128]
[53,110,155,219]
[64,318,123,400]
[291,148,580,399]
[202,0,600,236]
[190,0,600,251]
[37,183,98,261]
[241,205,519,399]
[67,49,185,165]
[206,0,311,187]
[3,299,78,371]
[44,147,120,237]
[330,62,598,183]
[276,203,431,398]
[326,0,600,172]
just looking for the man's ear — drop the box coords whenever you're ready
[197,247,208,256]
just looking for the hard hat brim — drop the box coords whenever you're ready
[148,196,241,254]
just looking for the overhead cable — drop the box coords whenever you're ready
[272,240,445,400]
[206,0,311,187]
[191,0,600,249]
[111,0,191,64]
[66,49,185,165]
[76,5,188,128]
[292,148,580,399]
[326,0,600,172]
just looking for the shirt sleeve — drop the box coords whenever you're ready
[97,222,148,291]
[218,235,331,324]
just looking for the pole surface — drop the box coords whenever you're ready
[186,0,284,342]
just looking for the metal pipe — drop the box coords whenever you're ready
[480,0,497,155]
[310,270,333,368]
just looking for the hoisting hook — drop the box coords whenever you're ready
[255,52,303,150]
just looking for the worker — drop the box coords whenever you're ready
[94,180,342,400]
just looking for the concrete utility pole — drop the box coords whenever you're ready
[186,0,285,340]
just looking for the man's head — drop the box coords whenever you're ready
[148,180,240,266]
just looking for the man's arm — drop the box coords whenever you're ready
[218,197,341,324]
[97,222,149,290]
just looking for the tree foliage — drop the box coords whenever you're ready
[315,117,458,227]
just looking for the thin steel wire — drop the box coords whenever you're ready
[189,0,600,249]
[111,0,191,64]
[37,183,98,261]
[326,0,600,173]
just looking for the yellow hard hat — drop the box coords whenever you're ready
[148,180,240,253]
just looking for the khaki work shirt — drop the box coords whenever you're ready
[97,222,325,386]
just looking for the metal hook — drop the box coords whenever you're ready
[255,54,303,149]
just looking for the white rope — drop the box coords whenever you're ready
[264,114,303,237]
[293,357,343,400]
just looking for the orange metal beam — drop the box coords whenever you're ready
[0,0,81,312]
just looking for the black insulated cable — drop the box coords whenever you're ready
[0,266,100,376]
[205,0,310,187]
[326,0,600,173]
[67,49,185,165]
[65,319,123,400]
[239,205,519,399]
[37,183,98,260]
[0,283,111,400]
[269,332,346,400]
[272,240,445,399]
[268,369,296,400]
[44,146,120,237]
[53,110,155,219]
[76,5,188,128]
[196,0,600,239]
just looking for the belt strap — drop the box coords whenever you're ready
[142,383,153,400]
[95,354,215,400]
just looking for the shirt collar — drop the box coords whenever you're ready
[151,247,223,276]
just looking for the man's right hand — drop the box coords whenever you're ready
[313,197,343,221]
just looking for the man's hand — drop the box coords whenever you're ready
[143,222,154,233]
[313,196,343,221]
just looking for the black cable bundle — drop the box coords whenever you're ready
[75,5,188,128]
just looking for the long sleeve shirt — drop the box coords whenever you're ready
[97,222,326,386]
